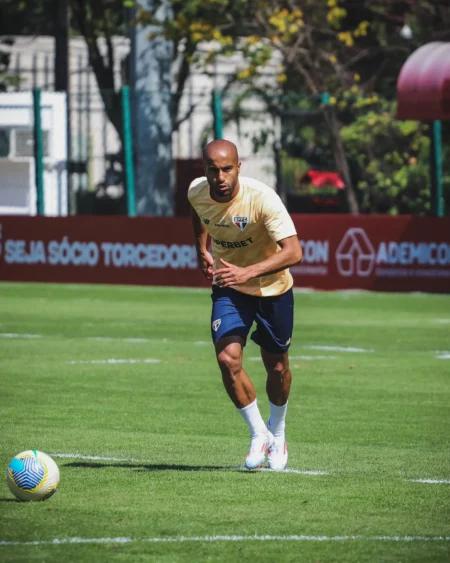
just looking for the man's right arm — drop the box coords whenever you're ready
[190,206,214,280]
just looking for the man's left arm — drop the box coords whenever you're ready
[215,235,302,287]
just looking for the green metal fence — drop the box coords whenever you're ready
[3,86,448,217]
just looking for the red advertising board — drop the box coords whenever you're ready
[291,215,450,293]
[0,215,449,293]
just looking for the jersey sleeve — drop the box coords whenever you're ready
[262,189,297,242]
[187,176,207,204]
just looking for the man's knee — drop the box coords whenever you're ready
[215,336,244,377]
[217,347,242,376]
[268,363,290,379]
[262,351,290,377]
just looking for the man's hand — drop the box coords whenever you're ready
[198,250,214,280]
[214,259,251,287]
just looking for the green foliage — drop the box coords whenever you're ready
[279,152,308,193]
[0,0,56,35]
[340,96,432,214]
[0,0,127,37]
[0,38,21,92]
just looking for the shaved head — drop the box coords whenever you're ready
[203,140,239,163]
[203,139,241,202]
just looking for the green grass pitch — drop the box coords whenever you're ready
[0,282,449,562]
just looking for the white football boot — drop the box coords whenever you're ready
[267,439,288,471]
[245,430,275,470]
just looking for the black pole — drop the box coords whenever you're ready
[54,0,68,92]
[54,0,72,214]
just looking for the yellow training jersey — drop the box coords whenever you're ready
[188,176,297,297]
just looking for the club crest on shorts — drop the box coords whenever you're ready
[233,216,248,231]
[212,319,221,332]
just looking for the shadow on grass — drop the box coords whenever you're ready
[0,498,21,503]
[64,462,257,473]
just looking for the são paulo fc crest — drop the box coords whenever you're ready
[233,216,248,231]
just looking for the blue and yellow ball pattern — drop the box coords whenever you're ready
[7,450,60,502]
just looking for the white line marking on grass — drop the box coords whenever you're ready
[49,455,329,475]
[67,358,161,365]
[436,353,450,360]
[0,333,42,339]
[1,535,449,546]
[435,319,450,324]
[87,337,151,343]
[409,479,450,485]
[303,345,374,353]
[194,341,210,345]
[290,356,337,361]
[50,454,143,462]
[258,468,329,475]
[249,356,337,361]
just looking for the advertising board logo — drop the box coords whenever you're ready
[336,228,375,277]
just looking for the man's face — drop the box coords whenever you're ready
[204,151,241,202]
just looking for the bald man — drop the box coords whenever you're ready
[188,140,302,471]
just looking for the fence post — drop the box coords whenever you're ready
[213,89,223,140]
[320,92,330,105]
[121,86,136,217]
[32,88,45,215]
[430,120,444,217]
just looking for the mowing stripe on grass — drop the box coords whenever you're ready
[303,345,374,353]
[1,534,449,546]
[409,479,450,484]
[67,359,161,365]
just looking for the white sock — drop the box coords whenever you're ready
[267,401,288,441]
[237,399,267,438]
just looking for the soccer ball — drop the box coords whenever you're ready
[7,450,60,502]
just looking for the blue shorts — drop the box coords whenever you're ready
[211,287,294,354]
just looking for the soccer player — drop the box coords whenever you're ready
[188,139,302,471]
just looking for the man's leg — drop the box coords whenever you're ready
[215,335,256,408]
[261,349,291,470]
[215,335,274,469]
[262,349,292,406]
[252,289,294,471]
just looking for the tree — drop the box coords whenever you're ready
[340,96,431,214]
[0,0,126,142]
[139,0,450,214]
[71,0,126,141]
[0,38,20,92]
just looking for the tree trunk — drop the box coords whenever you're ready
[322,105,360,214]
[98,89,123,145]
[131,0,174,216]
